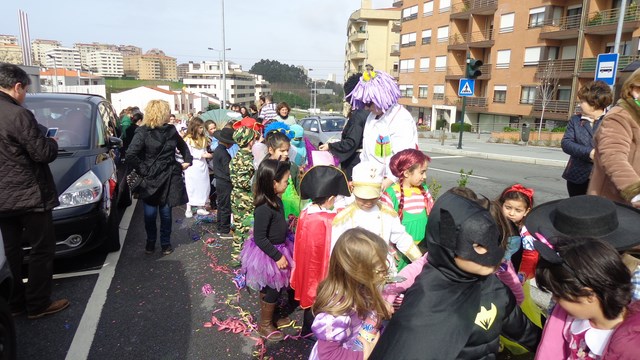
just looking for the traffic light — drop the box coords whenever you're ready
[466,59,483,79]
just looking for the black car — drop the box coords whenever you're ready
[23,93,123,257]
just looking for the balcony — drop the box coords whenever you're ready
[585,5,640,36]
[539,14,581,40]
[578,55,640,77]
[348,50,367,60]
[390,44,400,57]
[391,21,401,33]
[348,31,368,42]
[535,59,576,79]
[444,64,492,80]
[450,0,498,19]
[445,96,488,110]
[448,29,494,50]
[531,100,571,120]
[392,0,403,8]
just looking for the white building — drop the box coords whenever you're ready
[110,86,208,115]
[254,74,271,102]
[183,61,270,108]
[31,39,62,66]
[327,73,336,83]
[44,47,81,71]
[87,50,123,77]
[40,68,106,97]
[0,35,18,45]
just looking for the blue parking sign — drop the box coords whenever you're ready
[458,79,474,97]
[595,53,619,86]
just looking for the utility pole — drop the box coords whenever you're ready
[611,0,628,99]
[458,52,482,149]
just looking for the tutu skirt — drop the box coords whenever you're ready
[241,234,295,291]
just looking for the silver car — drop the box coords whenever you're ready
[300,116,347,147]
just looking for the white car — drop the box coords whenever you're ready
[299,116,347,147]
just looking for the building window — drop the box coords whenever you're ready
[433,84,445,100]
[401,33,417,47]
[437,26,449,43]
[418,85,428,98]
[496,50,511,69]
[439,0,451,13]
[435,56,447,71]
[500,13,515,33]
[524,47,542,66]
[420,58,430,72]
[402,5,418,21]
[520,86,537,104]
[423,1,434,16]
[399,59,415,73]
[528,7,546,28]
[399,85,414,97]
[493,85,507,103]
[422,29,432,45]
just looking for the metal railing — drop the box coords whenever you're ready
[540,14,581,32]
[535,59,576,74]
[533,100,570,113]
[579,55,640,72]
[445,97,488,107]
[586,5,640,27]
[451,0,498,14]
[448,28,493,46]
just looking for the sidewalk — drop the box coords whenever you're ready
[418,133,569,168]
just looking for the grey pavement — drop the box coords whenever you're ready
[418,132,569,168]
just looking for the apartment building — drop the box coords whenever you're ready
[44,47,82,70]
[31,39,62,66]
[87,50,124,77]
[345,0,401,78]
[123,50,177,81]
[0,35,18,45]
[393,0,640,131]
[0,35,23,65]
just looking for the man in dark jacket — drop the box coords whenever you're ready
[0,63,69,319]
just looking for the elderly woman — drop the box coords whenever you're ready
[561,80,612,197]
[273,102,296,125]
[126,100,193,255]
[588,68,640,208]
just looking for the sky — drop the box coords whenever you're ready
[2,0,393,82]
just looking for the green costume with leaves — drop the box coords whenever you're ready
[230,148,255,264]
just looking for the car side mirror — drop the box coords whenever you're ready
[310,127,319,132]
[108,136,123,149]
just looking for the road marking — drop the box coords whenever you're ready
[53,269,102,279]
[429,167,490,180]
[430,156,464,159]
[65,199,137,360]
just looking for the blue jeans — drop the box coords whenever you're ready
[143,202,172,247]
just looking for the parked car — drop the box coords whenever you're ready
[299,116,347,147]
[22,93,123,257]
[0,231,16,360]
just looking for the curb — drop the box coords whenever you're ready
[420,145,568,168]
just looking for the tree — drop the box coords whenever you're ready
[536,61,559,141]
[249,59,309,85]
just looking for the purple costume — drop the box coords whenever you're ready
[309,311,365,360]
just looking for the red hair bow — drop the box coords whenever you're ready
[505,184,534,205]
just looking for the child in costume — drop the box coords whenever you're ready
[332,161,422,278]
[534,237,640,360]
[240,159,294,342]
[183,117,212,218]
[211,128,236,239]
[263,123,301,219]
[229,126,258,267]
[524,195,640,359]
[289,124,307,169]
[381,149,433,270]
[347,64,418,191]
[310,228,393,360]
[290,165,351,337]
[371,190,541,360]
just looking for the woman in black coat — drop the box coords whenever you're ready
[561,80,612,197]
[126,100,193,255]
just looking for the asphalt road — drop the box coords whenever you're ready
[13,151,566,360]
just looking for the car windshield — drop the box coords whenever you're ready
[23,99,92,149]
[320,117,345,132]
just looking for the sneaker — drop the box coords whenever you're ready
[161,246,174,255]
[28,299,70,319]
[185,208,193,218]
[216,232,234,240]
[145,242,155,254]
[196,208,210,216]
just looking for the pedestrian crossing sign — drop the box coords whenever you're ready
[458,78,475,97]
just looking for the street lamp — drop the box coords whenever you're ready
[308,68,317,113]
[207,47,231,109]
[46,54,58,92]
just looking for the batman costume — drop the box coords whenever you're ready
[370,191,541,360]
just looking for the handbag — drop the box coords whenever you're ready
[127,131,168,192]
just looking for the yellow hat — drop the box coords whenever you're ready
[351,161,383,199]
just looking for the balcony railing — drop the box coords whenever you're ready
[348,31,368,42]
[451,0,498,16]
[392,21,401,33]
[392,0,403,8]
[445,96,488,108]
[533,100,570,113]
[586,5,640,28]
[448,29,493,47]
[535,59,576,78]
[579,55,640,73]
[390,44,400,56]
[349,50,367,59]
[540,14,581,32]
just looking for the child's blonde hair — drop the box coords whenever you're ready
[313,228,392,325]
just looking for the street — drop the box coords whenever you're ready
[13,151,566,360]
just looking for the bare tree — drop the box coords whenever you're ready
[536,61,560,142]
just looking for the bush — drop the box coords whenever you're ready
[451,122,472,133]
[503,127,519,132]
[436,119,448,130]
[551,126,566,133]
[417,125,429,131]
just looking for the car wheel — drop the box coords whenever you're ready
[102,205,121,253]
[0,297,16,360]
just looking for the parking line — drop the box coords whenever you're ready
[53,269,102,279]
[429,167,490,180]
[65,199,137,360]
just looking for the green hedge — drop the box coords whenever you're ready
[436,119,448,130]
[451,123,472,133]
[503,127,519,132]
